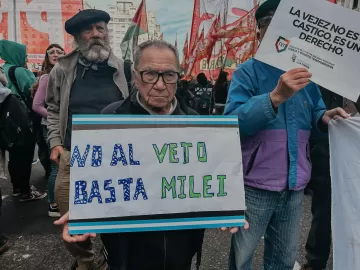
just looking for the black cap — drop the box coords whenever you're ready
[65,9,111,36]
[255,0,281,21]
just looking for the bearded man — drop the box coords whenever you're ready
[46,9,129,270]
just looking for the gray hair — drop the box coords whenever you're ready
[133,40,180,70]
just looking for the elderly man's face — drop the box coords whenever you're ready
[77,21,111,63]
[80,21,108,42]
[135,47,179,111]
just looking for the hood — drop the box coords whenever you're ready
[0,83,11,104]
[0,40,27,67]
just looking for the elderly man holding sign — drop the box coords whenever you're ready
[225,0,348,269]
[56,40,247,270]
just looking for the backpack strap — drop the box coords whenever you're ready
[124,61,132,92]
[8,66,32,112]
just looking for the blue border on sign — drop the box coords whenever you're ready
[69,215,245,227]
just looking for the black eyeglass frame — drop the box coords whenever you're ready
[137,70,180,84]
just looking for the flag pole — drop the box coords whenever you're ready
[145,0,150,41]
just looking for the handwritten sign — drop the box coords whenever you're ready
[68,115,246,234]
[255,0,360,102]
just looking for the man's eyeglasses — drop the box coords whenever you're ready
[258,15,273,28]
[47,49,65,56]
[138,70,179,84]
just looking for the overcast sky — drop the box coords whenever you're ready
[86,0,194,59]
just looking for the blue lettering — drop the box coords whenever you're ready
[91,146,102,167]
[104,180,116,203]
[118,178,133,201]
[129,144,140,165]
[74,180,88,204]
[88,180,103,203]
[133,178,148,200]
[110,144,128,166]
[70,145,90,167]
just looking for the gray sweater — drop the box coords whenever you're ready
[45,49,129,149]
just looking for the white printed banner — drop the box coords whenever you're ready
[68,115,245,234]
[329,118,360,270]
[255,0,360,102]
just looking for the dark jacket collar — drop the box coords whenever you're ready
[112,90,198,116]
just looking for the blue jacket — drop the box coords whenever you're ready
[224,59,326,191]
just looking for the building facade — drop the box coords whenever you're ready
[107,1,161,59]
[338,0,360,10]
[83,1,94,9]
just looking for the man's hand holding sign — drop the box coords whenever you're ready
[269,67,348,122]
[256,0,360,103]
[58,115,246,236]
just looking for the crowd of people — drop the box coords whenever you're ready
[0,0,356,269]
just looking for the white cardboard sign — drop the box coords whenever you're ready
[255,0,360,102]
[68,115,246,234]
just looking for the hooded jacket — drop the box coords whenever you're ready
[0,40,36,97]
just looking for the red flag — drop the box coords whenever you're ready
[225,34,256,61]
[185,28,205,77]
[132,0,148,33]
[188,0,215,53]
[328,0,337,3]
[189,31,200,56]
[211,5,258,39]
[121,0,148,60]
[181,33,189,70]
[203,13,221,63]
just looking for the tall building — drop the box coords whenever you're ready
[338,0,360,9]
[83,1,94,9]
[107,1,161,59]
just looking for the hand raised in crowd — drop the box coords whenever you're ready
[50,145,64,165]
[54,212,96,243]
[270,67,312,108]
[322,107,350,125]
[221,220,249,234]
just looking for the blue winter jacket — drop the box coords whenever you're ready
[224,58,326,191]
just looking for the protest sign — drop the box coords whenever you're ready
[255,0,360,102]
[68,115,246,234]
[329,118,360,270]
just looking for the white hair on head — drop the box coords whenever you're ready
[134,40,180,70]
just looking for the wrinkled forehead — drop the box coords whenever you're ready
[80,21,107,32]
[137,47,179,71]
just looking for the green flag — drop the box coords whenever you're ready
[121,0,148,61]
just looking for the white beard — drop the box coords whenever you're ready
[82,45,110,63]
[76,37,111,63]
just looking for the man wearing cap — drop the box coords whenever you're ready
[225,0,348,269]
[46,9,129,270]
